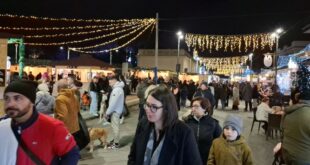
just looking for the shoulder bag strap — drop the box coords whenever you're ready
[11,123,46,165]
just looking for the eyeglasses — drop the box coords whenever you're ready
[144,103,163,113]
[191,105,201,109]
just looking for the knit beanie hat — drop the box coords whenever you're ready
[4,80,38,103]
[223,115,243,135]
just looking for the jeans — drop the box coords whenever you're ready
[111,113,121,143]
[90,91,98,115]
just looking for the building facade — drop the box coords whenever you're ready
[137,49,196,73]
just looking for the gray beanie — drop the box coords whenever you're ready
[223,115,243,135]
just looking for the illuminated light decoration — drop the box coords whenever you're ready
[24,23,147,46]
[0,13,146,23]
[185,33,275,53]
[264,53,273,67]
[72,21,154,50]
[23,23,143,38]
[71,21,155,53]
[0,21,144,31]
[200,55,248,75]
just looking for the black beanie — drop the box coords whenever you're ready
[4,80,38,103]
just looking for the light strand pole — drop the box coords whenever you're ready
[176,31,183,80]
[249,53,253,83]
[67,48,71,60]
[110,50,112,65]
[154,13,159,84]
[271,28,283,85]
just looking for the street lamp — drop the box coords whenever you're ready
[107,49,118,65]
[176,31,184,78]
[249,53,253,69]
[272,28,284,85]
[249,53,253,82]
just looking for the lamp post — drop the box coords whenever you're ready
[108,49,118,65]
[249,53,253,82]
[176,31,184,79]
[271,28,284,85]
[109,50,112,65]
[249,53,253,70]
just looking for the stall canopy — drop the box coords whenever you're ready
[277,43,310,68]
[53,54,113,69]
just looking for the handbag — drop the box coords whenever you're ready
[73,113,90,150]
[11,123,45,165]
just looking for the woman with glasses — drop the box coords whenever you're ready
[184,97,222,164]
[128,85,202,165]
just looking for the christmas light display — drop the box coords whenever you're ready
[185,33,275,53]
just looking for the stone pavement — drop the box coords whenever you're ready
[78,97,279,165]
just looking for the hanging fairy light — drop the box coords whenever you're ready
[23,23,142,38]
[24,23,149,46]
[0,13,146,23]
[185,33,275,53]
[71,21,155,53]
[200,55,248,75]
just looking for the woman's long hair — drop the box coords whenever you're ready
[148,85,178,130]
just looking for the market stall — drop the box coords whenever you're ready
[53,54,115,82]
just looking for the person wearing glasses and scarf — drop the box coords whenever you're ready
[184,97,222,164]
[128,85,202,165]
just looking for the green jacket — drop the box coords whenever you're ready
[282,100,310,164]
[207,135,254,165]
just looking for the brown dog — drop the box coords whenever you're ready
[88,128,108,152]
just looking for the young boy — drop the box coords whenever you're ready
[81,91,91,111]
[207,115,254,165]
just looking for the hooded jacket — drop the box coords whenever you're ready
[282,100,310,164]
[207,135,254,165]
[55,89,80,134]
[35,91,55,115]
[184,114,222,164]
[106,81,125,115]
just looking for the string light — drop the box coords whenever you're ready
[185,33,275,53]
[0,13,148,23]
[24,22,152,46]
[200,55,248,75]
[0,20,147,31]
[71,21,155,53]
[23,23,143,38]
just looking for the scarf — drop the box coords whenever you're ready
[143,129,165,165]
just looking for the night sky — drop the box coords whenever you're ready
[0,0,310,68]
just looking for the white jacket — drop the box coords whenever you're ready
[106,81,125,115]
[256,102,274,121]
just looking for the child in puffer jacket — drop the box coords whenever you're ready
[208,115,254,165]
[36,83,55,116]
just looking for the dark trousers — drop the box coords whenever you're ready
[245,100,252,111]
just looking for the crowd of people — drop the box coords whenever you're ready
[0,70,309,165]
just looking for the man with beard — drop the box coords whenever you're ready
[0,80,79,165]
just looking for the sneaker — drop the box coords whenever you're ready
[107,143,119,149]
[102,121,110,126]
[120,116,124,124]
[90,113,99,117]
